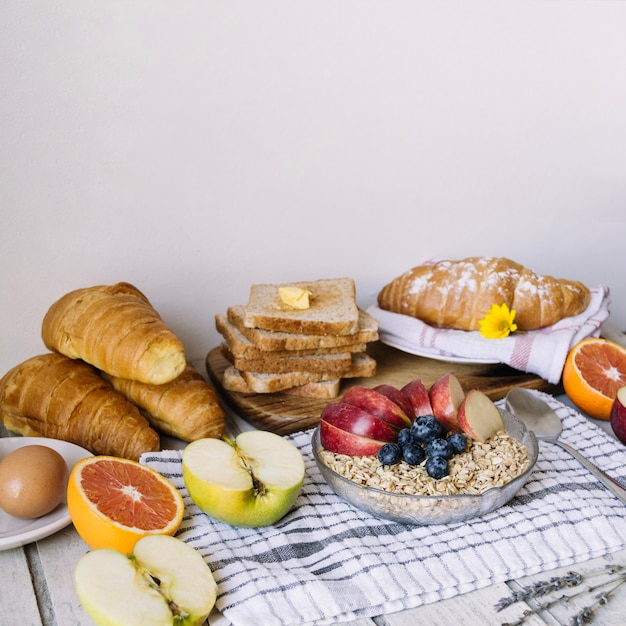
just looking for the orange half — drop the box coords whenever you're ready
[67,455,183,553]
[562,338,626,420]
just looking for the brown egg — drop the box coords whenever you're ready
[0,444,69,519]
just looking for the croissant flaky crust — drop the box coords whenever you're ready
[104,364,225,442]
[0,353,160,461]
[377,257,591,331]
[42,282,186,385]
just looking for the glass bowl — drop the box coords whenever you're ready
[311,408,538,525]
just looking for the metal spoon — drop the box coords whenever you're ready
[505,387,626,505]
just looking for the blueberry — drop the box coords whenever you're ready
[402,443,425,466]
[377,442,401,466]
[447,433,468,454]
[425,456,449,479]
[410,414,446,443]
[426,437,454,460]
[397,428,413,447]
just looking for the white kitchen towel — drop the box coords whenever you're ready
[141,393,626,626]
[366,285,611,384]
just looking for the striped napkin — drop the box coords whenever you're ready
[141,393,626,626]
[366,286,610,384]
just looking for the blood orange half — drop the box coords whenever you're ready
[562,338,626,420]
[67,456,183,553]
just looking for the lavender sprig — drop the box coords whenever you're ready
[568,572,626,626]
[494,571,583,611]
[495,564,626,626]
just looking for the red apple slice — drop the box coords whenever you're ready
[610,386,626,445]
[320,401,399,441]
[341,386,411,428]
[373,384,414,420]
[401,378,433,419]
[457,389,504,441]
[428,373,465,432]
[319,420,388,456]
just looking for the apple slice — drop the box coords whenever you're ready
[428,373,465,432]
[341,386,411,428]
[182,431,305,528]
[321,401,400,441]
[610,386,626,445]
[401,378,433,419]
[373,384,415,419]
[74,535,217,626]
[320,420,390,456]
[457,389,505,441]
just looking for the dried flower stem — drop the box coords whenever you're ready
[496,564,625,626]
[568,574,626,626]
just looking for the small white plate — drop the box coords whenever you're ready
[0,437,92,551]
[380,335,501,365]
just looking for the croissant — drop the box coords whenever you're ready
[0,353,160,461]
[378,257,591,331]
[104,364,226,442]
[42,282,186,385]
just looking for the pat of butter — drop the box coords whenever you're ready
[278,286,312,310]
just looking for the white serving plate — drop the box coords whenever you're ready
[379,335,501,365]
[0,437,92,551]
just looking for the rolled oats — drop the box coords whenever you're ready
[320,430,529,497]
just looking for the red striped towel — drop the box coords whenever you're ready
[367,286,610,383]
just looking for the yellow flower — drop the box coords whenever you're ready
[479,303,518,339]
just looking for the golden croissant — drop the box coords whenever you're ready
[42,282,186,385]
[0,353,160,461]
[104,364,225,442]
[377,257,591,331]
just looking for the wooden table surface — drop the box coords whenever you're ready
[2,363,626,625]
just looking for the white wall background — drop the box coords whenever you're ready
[1,1,625,378]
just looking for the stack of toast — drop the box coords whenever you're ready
[215,278,378,399]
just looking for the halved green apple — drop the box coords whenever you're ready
[182,430,305,527]
[74,534,217,626]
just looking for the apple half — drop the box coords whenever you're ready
[182,431,305,527]
[74,535,217,626]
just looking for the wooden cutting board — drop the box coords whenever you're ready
[205,341,562,435]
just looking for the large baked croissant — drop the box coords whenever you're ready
[377,257,591,331]
[104,364,225,442]
[0,353,160,461]
[42,282,186,385]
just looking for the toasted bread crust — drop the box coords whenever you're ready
[216,313,366,358]
[227,306,378,351]
[218,352,376,394]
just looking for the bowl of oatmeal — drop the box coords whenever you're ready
[311,408,538,525]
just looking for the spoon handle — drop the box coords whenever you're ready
[555,440,626,505]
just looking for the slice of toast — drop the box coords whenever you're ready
[242,278,360,335]
[216,313,366,359]
[220,343,353,375]
[222,366,342,398]
[345,352,377,378]
[282,380,342,399]
[227,306,378,351]
[220,352,377,394]
[240,368,338,393]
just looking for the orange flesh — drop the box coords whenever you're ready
[574,343,626,398]
[80,460,178,530]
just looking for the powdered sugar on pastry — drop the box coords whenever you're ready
[378,257,590,331]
